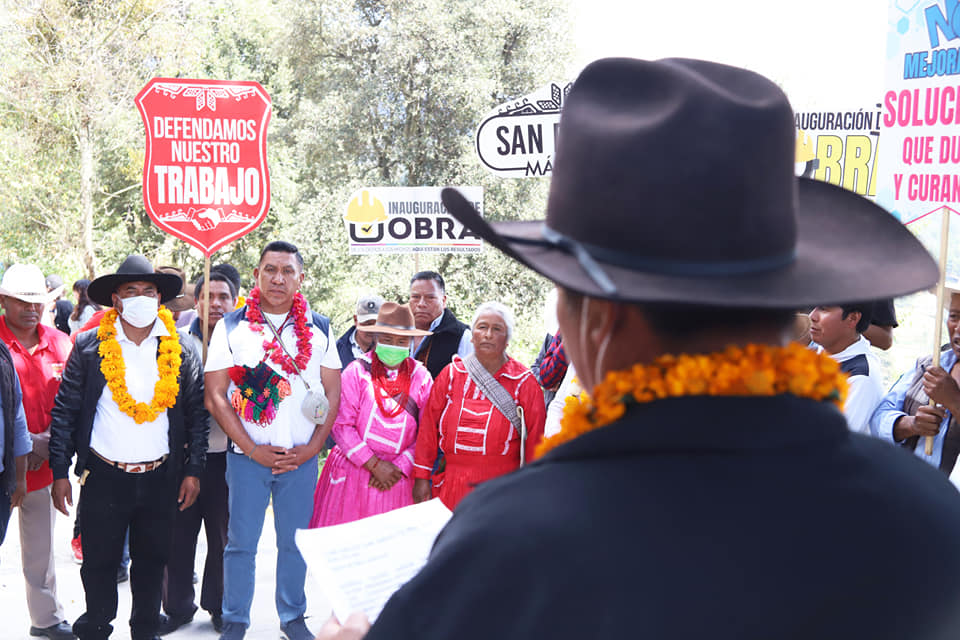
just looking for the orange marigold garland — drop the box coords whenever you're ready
[535,342,849,458]
[97,306,182,424]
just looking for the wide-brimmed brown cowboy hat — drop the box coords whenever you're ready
[442,57,938,308]
[357,301,432,337]
[88,255,183,306]
[156,266,196,312]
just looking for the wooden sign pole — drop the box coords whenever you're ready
[201,256,212,365]
[926,207,951,456]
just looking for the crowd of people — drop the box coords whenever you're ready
[2,55,960,640]
[0,245,551,640]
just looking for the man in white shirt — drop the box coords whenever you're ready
[48,255,209,640]
[204,241,341,640]
[809,303,885,433]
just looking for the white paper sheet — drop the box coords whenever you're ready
[295,498,452,623]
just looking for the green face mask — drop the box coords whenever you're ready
[376,342,408,367]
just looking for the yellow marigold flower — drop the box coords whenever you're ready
[133,405,153,424]
[594,400,625,423]
[536,343,848,460]
[744,370,775,395]
[97,303,180,422]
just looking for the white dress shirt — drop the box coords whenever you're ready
[90,316,172,463]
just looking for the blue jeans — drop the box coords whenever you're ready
[223,451,317,627]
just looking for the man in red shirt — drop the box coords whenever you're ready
[0,264,75,640]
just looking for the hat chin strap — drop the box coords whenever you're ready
[506,225,798,296]
[506,226,618,295]
[540,226,618,295]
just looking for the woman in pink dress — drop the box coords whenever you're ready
[310,302,433,526]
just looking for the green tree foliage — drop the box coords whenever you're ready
[278,0,571,359]
[0,0,572,361]
[0,1,207,277]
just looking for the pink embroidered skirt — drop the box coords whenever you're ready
[309,445,414,527]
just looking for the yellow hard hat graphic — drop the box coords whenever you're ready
[344,190,387,224]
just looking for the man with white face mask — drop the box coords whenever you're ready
[48,254,209,640]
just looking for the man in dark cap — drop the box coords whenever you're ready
[337,294,384,369]
[319,58,960,640]
[48,254,209,640]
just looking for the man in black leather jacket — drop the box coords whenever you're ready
[48,255,209,640]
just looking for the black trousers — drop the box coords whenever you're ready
[162,451,228,618]
[72,455,178,640]
[0,485,9,547]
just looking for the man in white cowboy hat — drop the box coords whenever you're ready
[48,254,209,640]
[0,264,75,639]
[319,59,960,639]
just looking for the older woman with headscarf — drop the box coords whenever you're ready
[412,302,546,510]
[310,302,434,526]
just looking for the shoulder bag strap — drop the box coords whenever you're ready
[463,354,527,465]
[262,312,313,391]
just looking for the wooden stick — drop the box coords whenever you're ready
[926,208,951,455]
[201,256,211,365]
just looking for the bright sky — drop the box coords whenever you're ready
[570,0,886,111]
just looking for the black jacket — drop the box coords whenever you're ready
[48,326,209,481]
[337,326,359,371]
[416,308,468,379]
[370,395,960,639]
[0,341,17,493]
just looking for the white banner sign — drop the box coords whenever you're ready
[878,1,960,221]
[342,186,483,255]
[475,81,571,178]
[878,1,960,281]
[794,107,880,198]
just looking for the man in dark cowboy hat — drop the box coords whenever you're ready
[319,59,960,640]
[48,254,209,640]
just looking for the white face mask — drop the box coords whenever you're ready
[120,295,159,328]
[579,296,613,389]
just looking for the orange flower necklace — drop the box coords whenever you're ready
[535,342,849,458]
[97,306,182,424]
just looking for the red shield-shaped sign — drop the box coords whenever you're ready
[135,78,272,256]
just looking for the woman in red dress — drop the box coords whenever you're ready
[412,302,545,510]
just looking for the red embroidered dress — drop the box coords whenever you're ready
[413,355,546,510]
